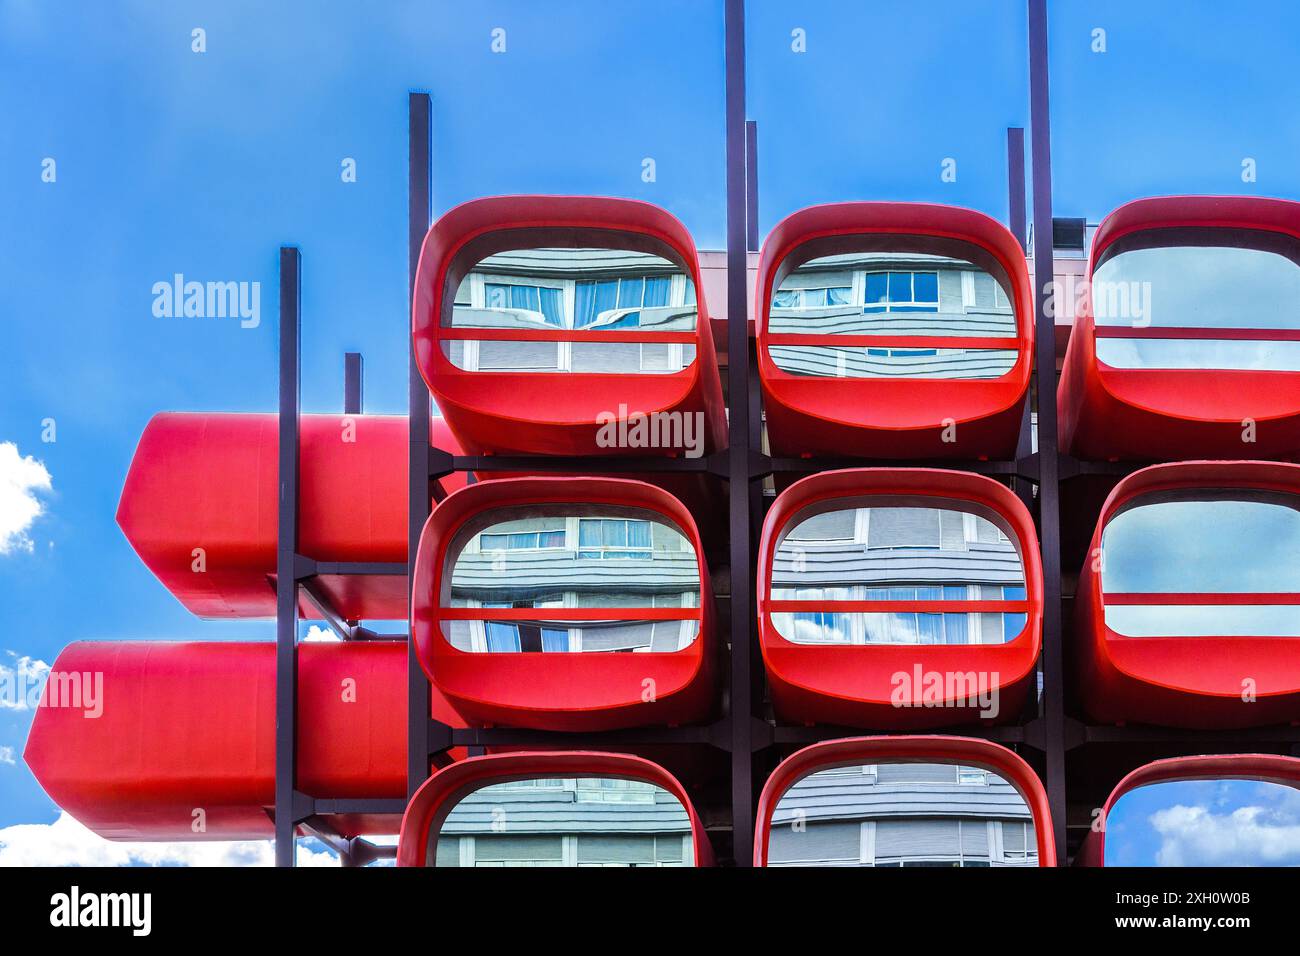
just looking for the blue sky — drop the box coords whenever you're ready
[1,0,1298,862]
[1106,779,1300,866]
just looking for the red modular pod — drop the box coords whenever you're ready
[412,476,716,731]
[1078,754,1300,866]
[756,203,1034,459]
[757,468,1042,729]
[397,751,713,867]
[413,195,726,457]
[23,641,415,841]
[1075,460,1300,728]
[755,736,1055,867]
[1060,195,1300,460]
[116,412,464,620]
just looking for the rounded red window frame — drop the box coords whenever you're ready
[396,751,714,867]
[1077,753,1300,866]
[757,468,1043,729]
[1059,195,1300,461]
[1075,459,1300,728]
[754,736,1056,867]
[412,194,726,457]
[411,476,715,731]
[755,202,1034,459]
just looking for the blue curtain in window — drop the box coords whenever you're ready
[541,628,569,652]
[538,287,563,326]
[617,277,644,308]
[575,280,619,327]
[644,276,671,306]
[485,622,521,652]
[626,521,652,549]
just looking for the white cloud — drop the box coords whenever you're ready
[0,442,53,555]
[0,746,13,766]
[0,652,50,711]
[0,812,340,867]
[1151,803,1300,866]
[303,625,341,642]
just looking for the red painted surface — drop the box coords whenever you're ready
[1074,460,1300,728]
[754,736,1056,866]
[116,412,464,620]
[757,468,1043,729]
[1059,195,1300,460]
[755,202,1033,459]
[413,195,727,457]
[412,476,716,731]
[397,751,713,866]
[1077,754,1300,866]
[23,641,419,840]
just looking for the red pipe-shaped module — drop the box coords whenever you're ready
[116,412,464,620]
[23,641,415,841]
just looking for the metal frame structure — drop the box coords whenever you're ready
[268,0,1300,867]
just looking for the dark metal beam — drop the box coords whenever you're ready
[725,0,754,868]
[745,119,759,253]
[344,352,363,415]
[1027,0,1067,863]
[275,246,302,868]
[1006,127,1027,252]
[408,91,436,799]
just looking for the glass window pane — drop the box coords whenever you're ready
[865,272,888,305]
[913,272,939,302]
[888,272,911,302]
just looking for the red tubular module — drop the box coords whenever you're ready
[116,412,464,620]
[1077,754,1300,866]
[412,195,727,457]
[754,736,1056,867]
[1059,195,1300,460]
[1075,460,1300,728]
[757,468,1043,729]
[412,476,715,731]
[756,202,1034,459]
[23,641,411,840]
[397,751,714,867]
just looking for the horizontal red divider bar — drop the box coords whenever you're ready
[1094,326,1300,341]
[765,333,1019,349]
[440,327,697,343]
[438,607,698,621]
[1103,592,1300,606]
[765,600,1029,613]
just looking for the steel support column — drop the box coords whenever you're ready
[724,0,754,867]
[274,246,302,868]
[1027,0,1067,861]
[408,91,435,798]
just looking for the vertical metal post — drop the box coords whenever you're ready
[344,352,363,415]
[745,119,759,253]
[1006,127,1027,252]
[725,0,754,867]
[1027,0,1067,861]
[407,92,434,799]
[275,246,302,868]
